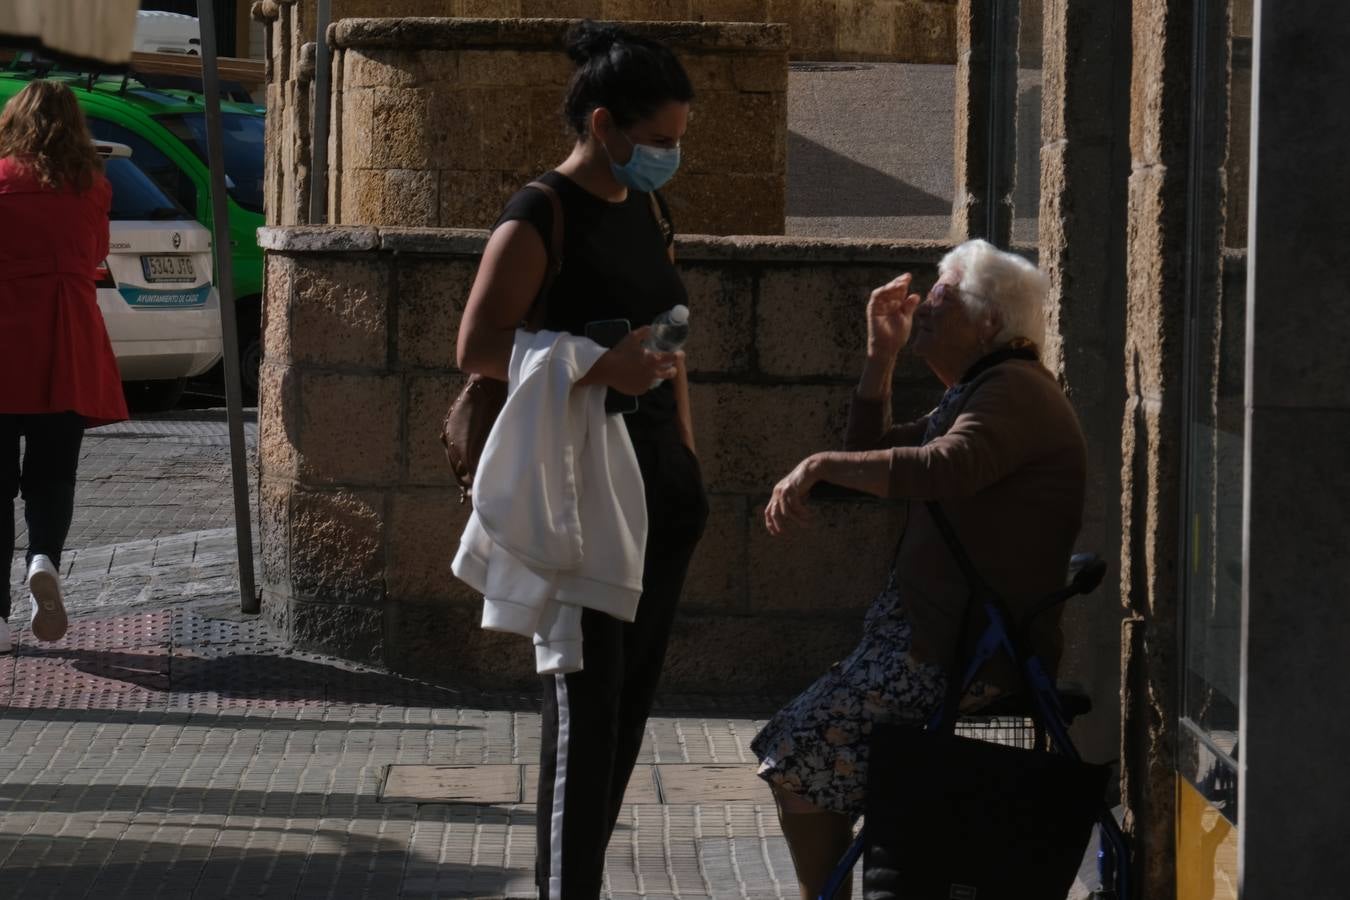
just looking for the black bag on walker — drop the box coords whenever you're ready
[862,722,1109,900]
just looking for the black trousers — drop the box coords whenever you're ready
[535,435,708,899]
[1,412,85,620]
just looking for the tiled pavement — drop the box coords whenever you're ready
[3,413,1104,898]
[11,411,256,554]
[0,558,799,899]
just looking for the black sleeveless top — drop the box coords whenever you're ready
[493,170,687,436]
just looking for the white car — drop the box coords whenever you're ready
[133,10,201,56]
[96,142,222,409]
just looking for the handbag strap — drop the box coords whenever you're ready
[647,190,675,263]
[522,180,565,329]
[925,501,997,605]
[925,500,1039,730]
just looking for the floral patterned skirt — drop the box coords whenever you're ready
[750,577,947,819]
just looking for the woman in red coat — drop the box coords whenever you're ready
[0,80,128,652]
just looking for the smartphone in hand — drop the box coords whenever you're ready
[584,318,640,415]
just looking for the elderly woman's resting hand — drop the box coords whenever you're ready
[764,454,823,536]
[765,273,928,536]
[764,448,896,535]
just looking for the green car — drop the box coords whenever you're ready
[0,69,266,397]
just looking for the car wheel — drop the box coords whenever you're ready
[124,378,187,413]
[240,324,262,401]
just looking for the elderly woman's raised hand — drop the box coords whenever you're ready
[867,273,923,360]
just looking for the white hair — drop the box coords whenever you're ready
[938,239,1048,349]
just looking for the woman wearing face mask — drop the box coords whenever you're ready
[456,21,708,899]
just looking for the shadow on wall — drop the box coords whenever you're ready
[787,131,951,218]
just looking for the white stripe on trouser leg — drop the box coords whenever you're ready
[548,674,571,900]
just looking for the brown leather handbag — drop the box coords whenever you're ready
[441,181,564,503]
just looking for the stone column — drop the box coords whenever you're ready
[253,0,314,227]
[951,0,1018,244]
[326,17,788,235]
[1119,0,1192,894]
[1036,0,1132,775]
[1238,1,1350,892]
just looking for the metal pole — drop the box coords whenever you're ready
[985,0,1017,248]
[985,0,1001,243]
[308,0,332,224]
[196,0,258,615]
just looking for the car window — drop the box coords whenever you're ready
[104,156,193,221]
[157,112,264,214]
[87,117,198,213]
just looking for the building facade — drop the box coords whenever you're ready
[252,2,1350,896]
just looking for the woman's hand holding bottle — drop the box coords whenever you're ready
[581,326,677,396]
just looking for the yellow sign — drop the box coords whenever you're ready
[1176,776,1239,900]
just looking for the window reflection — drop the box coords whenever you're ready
[1181,0,1252,792]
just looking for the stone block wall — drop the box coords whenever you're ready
[1034,0,1131,771]
[253,0,959,231]
[1119,0,1192,893]
[255,0,315,227]
[1224,0,1252,248]
[256,225,951,692]
[325,17,788,235]
[260,0,957,67]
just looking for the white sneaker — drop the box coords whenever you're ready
[27,555,68,642]
[0,619,10,653]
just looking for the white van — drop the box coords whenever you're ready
[133,10,201,56]
[96,142,222,409]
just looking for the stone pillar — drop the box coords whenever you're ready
[1036,0,1131,775]
[285,0,961,64]
[1119,0,1191,894]
[950,0,1018,244]
[325,17,788,235]
[1239,1,1350,892]
[253,0,314,227]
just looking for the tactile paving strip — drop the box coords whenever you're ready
[170,610,270,650]
[11,610,172,652]
[0,609,505,714]
[3,653,169,710]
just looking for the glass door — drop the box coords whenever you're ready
[1177,0,1253,896]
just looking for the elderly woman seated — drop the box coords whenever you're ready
[751,239,1087,900]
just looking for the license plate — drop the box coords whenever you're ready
[140,255,196,283]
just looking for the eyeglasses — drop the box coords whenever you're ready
[926,281,991,308]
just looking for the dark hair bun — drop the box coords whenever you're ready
[561,20,694,136]
[565,21,622,64]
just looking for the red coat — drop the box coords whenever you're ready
[0,156,127,427]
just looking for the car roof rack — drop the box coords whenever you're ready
[4,50,263,102]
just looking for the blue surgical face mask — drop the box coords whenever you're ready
[607,131,681,192]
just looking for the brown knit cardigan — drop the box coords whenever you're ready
[844,357,1088,693]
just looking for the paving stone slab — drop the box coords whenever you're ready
[382,764,523,805]
[656,765,767,804]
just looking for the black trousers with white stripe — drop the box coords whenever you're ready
[535,434,708,899]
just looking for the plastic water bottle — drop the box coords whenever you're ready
[645,304,690,388]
